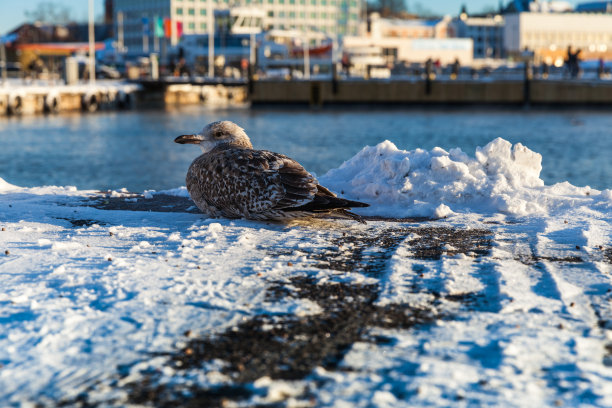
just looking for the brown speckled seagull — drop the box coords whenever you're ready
[174,121,369,222]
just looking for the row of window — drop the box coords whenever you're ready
[174,0,359,10]
[174,0,358,4]
[522,32,612,43]
[176,4,356,15]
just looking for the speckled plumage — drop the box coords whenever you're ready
[175,121,369,222]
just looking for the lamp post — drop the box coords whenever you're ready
[117,11,124,54]
[88,0,96,85]
[0,42,7,85]
[208,4,215,77]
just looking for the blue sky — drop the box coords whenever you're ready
[0,0,583,35]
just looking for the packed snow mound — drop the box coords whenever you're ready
[0,177,19,192]
[320,138,611,218]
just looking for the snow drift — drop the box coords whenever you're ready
[320,137,612,218]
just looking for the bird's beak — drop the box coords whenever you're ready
[174,134,204,144]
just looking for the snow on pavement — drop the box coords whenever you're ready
[0,138,611,407]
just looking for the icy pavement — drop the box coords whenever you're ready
[0,138,611,407]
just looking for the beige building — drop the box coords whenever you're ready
[343,14,473,73]
[504,12,612,65]
[114,0,364,55]
[368,14,453,39]
[343,36,473,67]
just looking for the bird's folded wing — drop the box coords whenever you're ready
[190,149,317,215]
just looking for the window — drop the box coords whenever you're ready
[189,22,195,29]
[200,22,207,29]
[176,8,183,14]
[188,8,195,15]
[200,9,206,15]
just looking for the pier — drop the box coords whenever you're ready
[2,77,612,116]
[249,78,612,107]
[0,81,140,116]
[133,77,248,108]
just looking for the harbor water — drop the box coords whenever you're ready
[1,106,611,192]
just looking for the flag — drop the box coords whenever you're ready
[176,21,183,38]
[164,18,172,38]
[154,16,164,38]
[142,17,150,35]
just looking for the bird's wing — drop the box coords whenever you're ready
[187,149,317,216]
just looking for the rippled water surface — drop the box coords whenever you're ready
[1,106,610,191]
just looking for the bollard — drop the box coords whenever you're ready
[331,61,338,95]
[150,53,159,80]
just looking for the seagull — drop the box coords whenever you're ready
[174,121,369,222]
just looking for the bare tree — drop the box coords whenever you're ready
[24,2,72,25]
[368,0,407,17]
[412,2,437,18]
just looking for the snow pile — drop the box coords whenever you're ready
[320,138,612,218]
[0,178,19,192]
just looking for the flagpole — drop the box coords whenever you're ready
[208,2,214,78]
[88,0,96,85]
[143,18,149,54]
[171,15,177,46]
[154,26,159,52]
[117,11,124,54]
[1,42,7,85]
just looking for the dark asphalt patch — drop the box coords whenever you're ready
[88,193,200,213]
[119,225,493,407]
[56,217,106,227]
[406,227,492,260]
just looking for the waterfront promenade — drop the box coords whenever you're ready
[2,74,612,116]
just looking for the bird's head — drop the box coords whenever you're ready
[174,121,252,153]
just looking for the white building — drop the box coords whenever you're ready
[451,15,505,59]
[575,1,612,12]
[113,0,364,56]
[343,14,473,72]
[504,12,612,65]
[505,0,573,12]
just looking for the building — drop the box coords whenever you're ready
[504,0,573,13]
[575,1,612,12]
[113,0,364,56]
[451,15,505,59]
[504,12,612,65]
[367,14,452,39]
[343,13,473,73]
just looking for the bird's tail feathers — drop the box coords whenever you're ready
[334,209,367,224]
